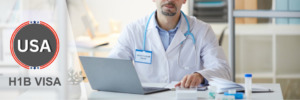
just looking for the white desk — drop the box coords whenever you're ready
[83,83,283,100]
[0,80,283,100]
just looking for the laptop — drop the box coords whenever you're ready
[79,56,170,94]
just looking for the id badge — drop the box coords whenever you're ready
[134,49,152,64]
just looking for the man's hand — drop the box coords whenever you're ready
[175,73,204,88]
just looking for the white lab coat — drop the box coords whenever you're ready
[109,13,231,83]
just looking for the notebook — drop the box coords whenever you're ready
[209,77,273,93]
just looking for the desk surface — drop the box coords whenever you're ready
[2,82,282,100]
[83,83,283,100]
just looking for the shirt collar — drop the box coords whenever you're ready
[154,12,182,33]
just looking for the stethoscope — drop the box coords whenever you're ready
[143,10,197,70]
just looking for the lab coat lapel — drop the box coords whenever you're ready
[147,14,167,58]
[147,28,166,55]
[166,14,187,53]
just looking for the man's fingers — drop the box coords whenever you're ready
[193,77,202,87]
[175,82,181,87]
[193,76,200,87]
[191,78,197,87]
[179,74,204,88]
[180,75,188,88]
[185,75,193,88]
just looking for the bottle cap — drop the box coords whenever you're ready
[224,92,244,99]
[245,73,252,77]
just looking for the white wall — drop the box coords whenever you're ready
[85,0,189,34]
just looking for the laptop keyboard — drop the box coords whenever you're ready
[143,87,169,93]
[143,87,160,91]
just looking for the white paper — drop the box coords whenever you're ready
[209,77,271,93]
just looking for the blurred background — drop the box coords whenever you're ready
[0,0,299,99]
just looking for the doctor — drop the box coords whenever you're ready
[109,0,231,88]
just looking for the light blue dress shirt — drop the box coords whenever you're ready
[154,14,208,86]
[154,16,181,51]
